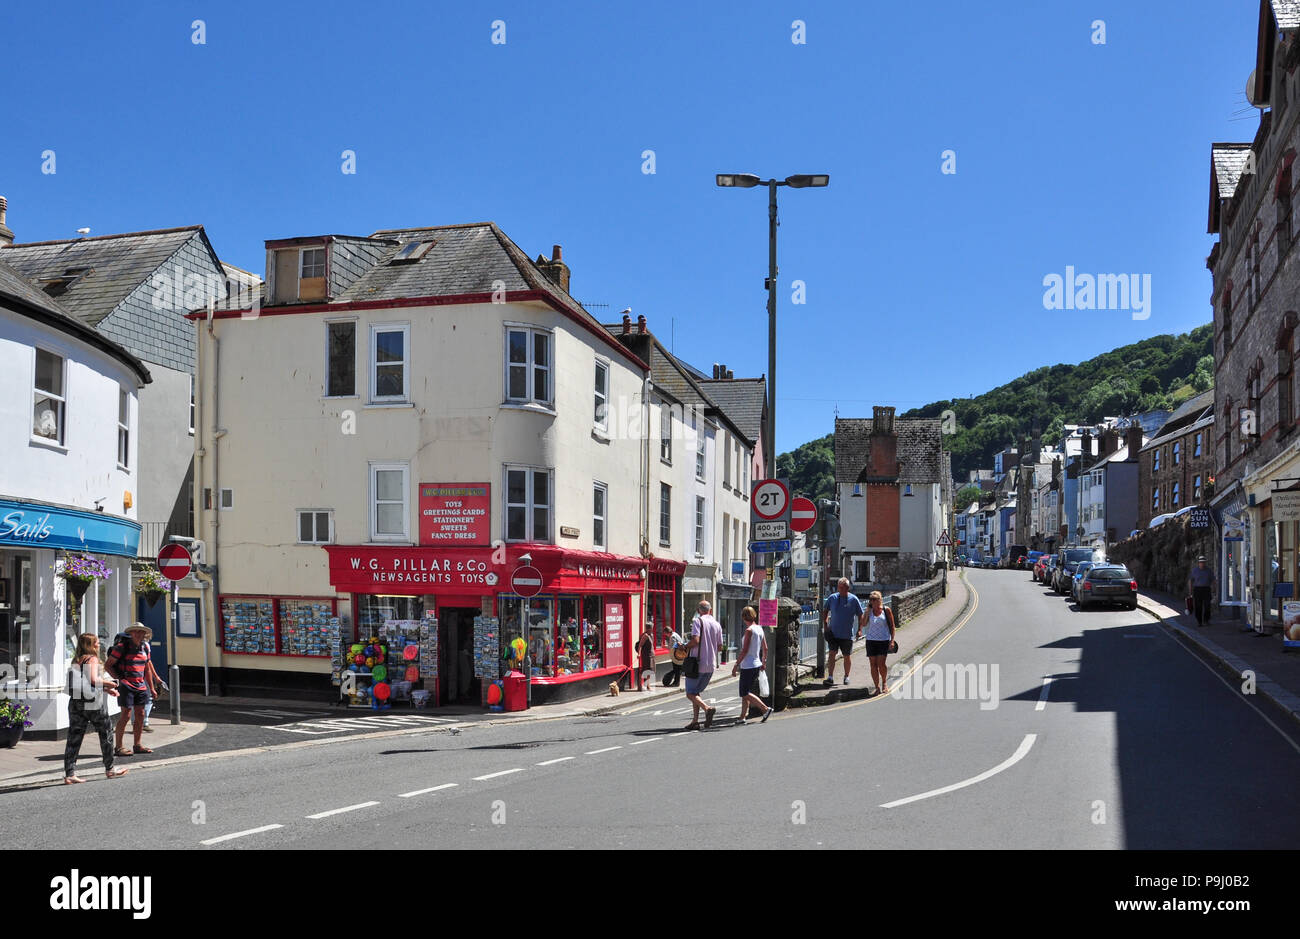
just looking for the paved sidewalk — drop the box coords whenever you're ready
[1134,587,1300,728]
[0,715,207,785]
[786,570,973,706]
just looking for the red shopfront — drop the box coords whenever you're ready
[324,544,644,707]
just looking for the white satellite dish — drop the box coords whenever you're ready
[1247,68,1267,108]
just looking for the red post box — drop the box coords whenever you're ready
[503,670,529,712]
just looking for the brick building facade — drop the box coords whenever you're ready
[1137,390,1216,530]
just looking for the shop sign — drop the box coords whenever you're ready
[327,546,501,590]
[605,601,625,660]
[419,483,490,546]
[1188,508,1212,530]
[1272,490,1300,523]
[0,498,140,557]
[572,563,641,581]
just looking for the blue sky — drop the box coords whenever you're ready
[1,0,1257,454]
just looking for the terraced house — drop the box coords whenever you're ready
[1206,0,1300,626]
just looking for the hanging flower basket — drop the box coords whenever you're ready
[60,553,112,623]
[136,566,168,607]
[65,577,92,602]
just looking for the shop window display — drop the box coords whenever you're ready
[583,595,604,670]
[220,595,337,655]
[527,596,554,677]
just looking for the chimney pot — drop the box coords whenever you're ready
[622,312,632,334]
[552,244,562,261]
[637,314,646,332]
[0,195,11,248]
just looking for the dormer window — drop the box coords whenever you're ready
[272,245,328,303]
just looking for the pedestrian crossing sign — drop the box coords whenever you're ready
[936,530,953,547]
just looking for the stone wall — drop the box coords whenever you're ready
[1109,516,1214,595]
[871,552,934,586]
[889,569,947,627]
[771,597,803,710]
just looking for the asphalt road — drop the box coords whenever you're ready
[7,568,1299,849]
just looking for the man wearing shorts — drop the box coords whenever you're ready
[821,577,865,686]
[106,624,154,756]
[683,601,723,730]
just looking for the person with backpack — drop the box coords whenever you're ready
[63,633,129,784]
[862,591,897,695]
[105,624,154,757]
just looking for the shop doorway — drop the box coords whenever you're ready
[439,607,480,706]
[136,595,169,674]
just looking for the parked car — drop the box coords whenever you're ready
[1070,561,1098,602]
[1033,555,1051,583]
[1076,564,1139,610]
[1007,545,1029,569]
[1054,547,1102,593]
[982,557,999,569]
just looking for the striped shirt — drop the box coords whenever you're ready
[106,637,149,691]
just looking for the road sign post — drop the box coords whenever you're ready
[156,542,192,726]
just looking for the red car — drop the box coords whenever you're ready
[1033,556,1051,583]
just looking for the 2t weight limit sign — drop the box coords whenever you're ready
[752,479,790,521]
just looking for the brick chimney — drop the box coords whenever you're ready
[0,197,12,248]
[535,244,570,294]
[622,311,632,334]
[872,405,895,435]
[1125,423,1144,458]
[637,314,646,334]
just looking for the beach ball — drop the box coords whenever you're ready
[373,682,391,701]
[350,644,363,655]
[403,645,418,661]
[486,682,503,706]
[372,664,387,682]
[364,645,375,656]
[405,666,419,682]
[353,653,365,665]
[365,656,375,667]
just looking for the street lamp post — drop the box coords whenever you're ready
[716,173,829,478]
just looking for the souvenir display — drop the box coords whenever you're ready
[473,616,499,681]
[277,599,334,656]
[220,599,275,654]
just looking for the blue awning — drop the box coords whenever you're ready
[0,498,141,558]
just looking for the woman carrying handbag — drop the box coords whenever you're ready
[64,633,129,784]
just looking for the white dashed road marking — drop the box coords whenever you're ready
[200,824,284,845]
[536,757,574,766]
[585,746,622,755]
[1036,677,1052,711]
[474,768,525,781]
[306,801,381,819]
[398,783,458,798]
[629,738,660,745]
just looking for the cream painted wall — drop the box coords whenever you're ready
[196,299,645,606]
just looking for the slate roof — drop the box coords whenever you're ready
[698,378,766,446]
[1209,144,1254,232]
[834,417,946,485]
[0,257,150,383]
[1140,389,1215,451]
[0,226,214,326]
[1274,1,1300,29]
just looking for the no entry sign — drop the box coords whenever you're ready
[511,565,544,597]
[157,542,192,581]
[791,497,817,533]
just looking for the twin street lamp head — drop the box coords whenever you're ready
[715,173,829,189]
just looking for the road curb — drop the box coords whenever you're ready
[1136,597,1300,730]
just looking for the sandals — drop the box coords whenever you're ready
[106,769,129,779]
[64,776,85,785]
[114,747,133,757]
[704,707,716,729]
[683,722,701,731]
[134,746,154,754]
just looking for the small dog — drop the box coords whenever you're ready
[607,682,620,697]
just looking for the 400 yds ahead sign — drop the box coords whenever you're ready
[751,478,791,541]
